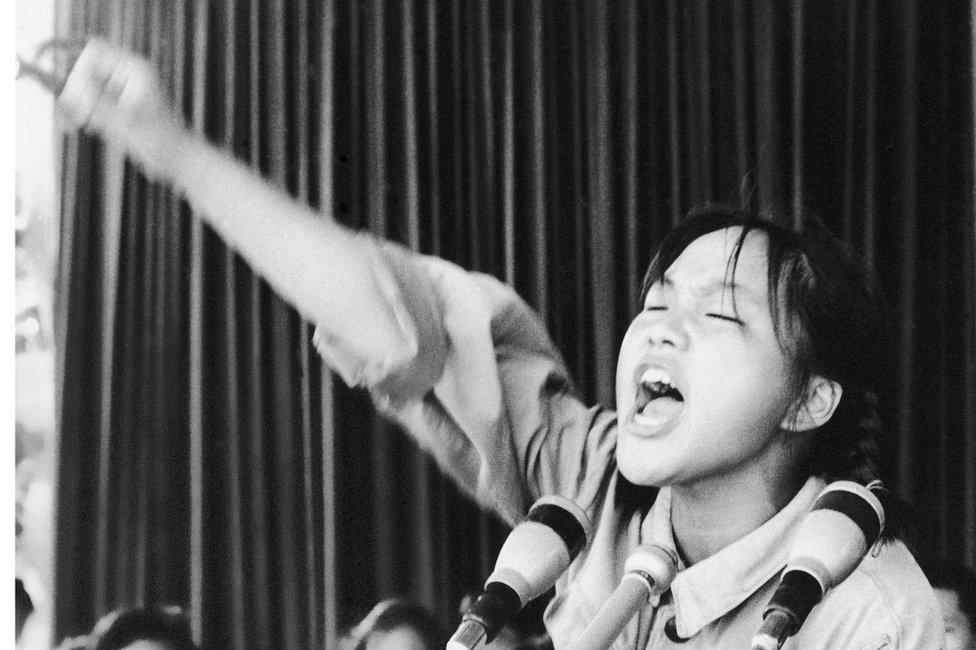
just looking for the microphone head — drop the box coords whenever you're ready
[453,496,592,647]
[786,480,885,593]
[487,495,593,605]
[756,480,888,648]
[623,543,678,597]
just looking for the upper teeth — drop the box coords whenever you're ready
[640,367,675,390]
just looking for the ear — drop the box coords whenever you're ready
[782,375,843,432]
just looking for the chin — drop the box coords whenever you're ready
[615,446,668,487]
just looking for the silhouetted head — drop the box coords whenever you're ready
[87,605,197,650]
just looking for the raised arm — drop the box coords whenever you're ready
[54,39,613,521]
[56,39,444,395]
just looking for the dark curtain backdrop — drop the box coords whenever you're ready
[53,0,975,647]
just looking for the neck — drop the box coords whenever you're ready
[668,451,806,566]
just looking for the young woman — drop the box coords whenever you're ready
[54,39,943,648]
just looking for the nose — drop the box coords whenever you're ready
[641,310,688,350]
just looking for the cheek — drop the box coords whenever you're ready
[615,326,641,405]
[693,340,797,414]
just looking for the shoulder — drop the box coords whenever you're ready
[793,540,944,649]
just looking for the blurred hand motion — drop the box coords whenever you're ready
[16,37,88,94]
[22,38,188,180]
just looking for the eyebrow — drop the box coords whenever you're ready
[659,275,762,304]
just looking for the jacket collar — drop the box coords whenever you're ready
[640,476,826,639]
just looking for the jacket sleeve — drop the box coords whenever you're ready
[312,239,617,525]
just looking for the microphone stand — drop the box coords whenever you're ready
[567,543,677,650]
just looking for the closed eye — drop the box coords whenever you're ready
[706,313,743,324]
[645,305,667,312]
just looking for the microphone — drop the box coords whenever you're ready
[567,543,678,650]
[750,480,885,650]
[447,495,592,650]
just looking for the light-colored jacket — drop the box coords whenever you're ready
[315,239,945,649]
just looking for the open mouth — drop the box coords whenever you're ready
[631,366,685,430]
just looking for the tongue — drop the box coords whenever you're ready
[638,396,682,419]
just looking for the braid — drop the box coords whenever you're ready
[787,217,901,539]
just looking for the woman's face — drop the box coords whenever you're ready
[615,227,801,488]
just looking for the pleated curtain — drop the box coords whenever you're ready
[53,1,975,647]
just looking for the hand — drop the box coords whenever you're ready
[57,38,190,180]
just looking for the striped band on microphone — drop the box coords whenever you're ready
[765,569,823,626]
[814,489,882,544]
[527,501,588,559]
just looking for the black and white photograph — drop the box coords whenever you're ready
[13,1,976,648]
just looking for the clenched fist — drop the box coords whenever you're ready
[57,38,190,181]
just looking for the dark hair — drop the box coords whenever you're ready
[347,599,444,649]
[920,559,976,628]
[637,204,893,497]
[87,605,197,650]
